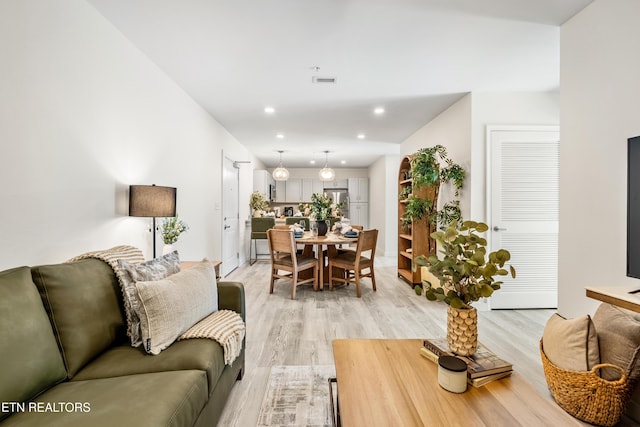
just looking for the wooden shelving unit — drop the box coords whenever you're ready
[397,156,436,286]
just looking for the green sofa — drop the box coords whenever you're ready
[0,258,245,426]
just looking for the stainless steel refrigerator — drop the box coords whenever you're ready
[324,188,349,219]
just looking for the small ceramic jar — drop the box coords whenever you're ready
[438,355,467,393]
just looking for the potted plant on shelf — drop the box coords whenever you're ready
[309,192,333,236]
[249,191,269,217]
[409,145,465,230]
[414,220,516,356]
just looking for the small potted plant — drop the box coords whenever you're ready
[249,191,269,217]
[414,220,515,355]
[160,215,189,254]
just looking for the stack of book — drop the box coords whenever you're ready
[421,337,513,388]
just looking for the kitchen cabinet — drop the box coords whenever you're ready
[349,202,369,229]
[323,179,348,189]
[285,179,302,202]
[275,181,286,203]
[253,170,274,199]
[302,179,313,202]
[301,179,326,201]
[348,178,369,203]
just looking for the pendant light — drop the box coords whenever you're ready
[272,150,289,181]
[319,150,336,182]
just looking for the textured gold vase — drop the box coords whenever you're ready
[447,306,478,356]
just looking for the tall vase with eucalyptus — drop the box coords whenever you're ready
[414,221,516,356]
[160,215,189,255]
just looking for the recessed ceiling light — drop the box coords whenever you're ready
[310,160,316,165]
[357,134,366,139]
[374,107,385,115]
[276,133,284,139]
[341,160,346,165]
[264,107,275,114]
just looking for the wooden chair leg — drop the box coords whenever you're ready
[370,267,376,291]
[269,268,276,294]
[355,270,361,298]
[313,265,319,291]
[291,271,297,299]
[328,263,334,291]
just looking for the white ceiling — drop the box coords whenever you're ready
[87,0,592,168]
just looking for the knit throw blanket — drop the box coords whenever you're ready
[179,309,246,366]
[67,245,145,343]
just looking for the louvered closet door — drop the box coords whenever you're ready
[488,126,559,309]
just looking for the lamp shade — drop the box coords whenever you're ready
[129,185,176,217]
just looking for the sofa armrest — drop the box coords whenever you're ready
[217,281,245,322]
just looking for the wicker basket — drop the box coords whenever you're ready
[540,340,633,427]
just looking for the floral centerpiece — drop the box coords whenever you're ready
[414,220,515,355]
[249,191,269,217]
[160,215,189,247]
[309,193,334,236]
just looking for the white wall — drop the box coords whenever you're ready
[0,0,255,269]
[369,155,400,257]
[559,0,640,317]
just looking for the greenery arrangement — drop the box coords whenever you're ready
[414,220,516,309]
[249,191,269,213]
[407,145,465,229]
[400,195,431,228]
[309,192,334,221]
[160,215,189,245]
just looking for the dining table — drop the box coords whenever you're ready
[295,231,358,290]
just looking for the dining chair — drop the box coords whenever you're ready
[337,225,364,254]
[285,217,310,231]
[267,229,318,299]
[250,217,276,265]
[328,229,378,298]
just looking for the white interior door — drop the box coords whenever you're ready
[488,126,559,309]
[222,156,239,277]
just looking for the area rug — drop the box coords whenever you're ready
[256,365,336,427]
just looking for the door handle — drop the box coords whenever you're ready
[224,225,231,230]
[493,226,507,232]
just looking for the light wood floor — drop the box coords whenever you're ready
[218,256,556,426]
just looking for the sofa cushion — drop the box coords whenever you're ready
[593,303,640,381]
[0,267,67,421]
[31,259,125,378]
[542,313,600,371]
[135,260,218,354]
[0,370,208,427]
[117,251,181,347]
[72,338,225,395]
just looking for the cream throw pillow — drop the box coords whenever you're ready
[542,313,600,371]
[135,260,218,355]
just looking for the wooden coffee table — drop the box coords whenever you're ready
[332,339,584,426]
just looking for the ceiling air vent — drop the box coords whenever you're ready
[312,76,337,84]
